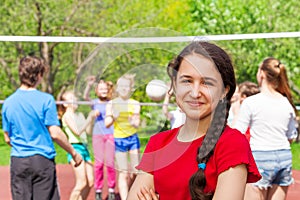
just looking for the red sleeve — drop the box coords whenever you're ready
[214,127,261,183]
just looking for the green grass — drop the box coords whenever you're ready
[0,130,150,165]
[1,130,300,170]
[291,142,300,170]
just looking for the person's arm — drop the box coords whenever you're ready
[63,111,96,136]
[213,164,247,200]
[105,101,115,128]
[83,75,96,101]
[232,102,251,134]
[86,110,97,135]
[127,172,157,200]
[48,125,82,167]
[162,88,173,121]
[129,100,141,128]
[3,131,11,147]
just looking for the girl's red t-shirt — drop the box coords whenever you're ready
[137,126,261,200]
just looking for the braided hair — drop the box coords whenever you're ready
[167,41,236,200]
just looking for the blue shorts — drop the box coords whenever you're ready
[67,143,91,163]
[115,133,140,152]
[252,149,294,189]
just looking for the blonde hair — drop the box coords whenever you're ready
[118,74,136,88]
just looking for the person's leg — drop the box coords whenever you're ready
[245,151,274,200]
[115,151,129,200]
[10,156,33,200]
[31,155,60,200]
[93,135,105,192]
[266,185,288,200]
[128,148,140,189]
[266,150,293,200]
[69,160,88,200]
[244,184,267,200]
[106,134,116,189]
[81,161,94,200]
[127,134,140,189]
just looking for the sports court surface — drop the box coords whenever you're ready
[1,164,300,200]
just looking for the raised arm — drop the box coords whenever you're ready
[162,87,174,121]
[83,75,96,101]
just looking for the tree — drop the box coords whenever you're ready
[187,0,300,103]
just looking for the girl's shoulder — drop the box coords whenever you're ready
[148,128,179,147]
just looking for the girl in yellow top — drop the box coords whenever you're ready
[60,91,96,200]
[105,74,141,200]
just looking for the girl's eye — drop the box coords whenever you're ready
[181,79,191,83]
[201,80,213,86]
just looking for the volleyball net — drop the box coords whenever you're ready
[1,31,300,106]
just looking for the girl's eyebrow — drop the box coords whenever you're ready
[179,74,218,83]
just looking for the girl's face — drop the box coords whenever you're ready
[63,92,78,110]
[174,54,227,120]
[116,78,132,99]
[96,82,108,98]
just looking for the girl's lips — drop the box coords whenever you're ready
[186,101,204,107]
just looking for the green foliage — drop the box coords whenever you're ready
[188,0,300,102]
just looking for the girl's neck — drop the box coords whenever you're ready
[117,96,129,101]
[260,82,281,97]
[97,98,107,103]
[66,107,75,113]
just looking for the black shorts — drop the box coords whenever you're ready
[10,155,60,200]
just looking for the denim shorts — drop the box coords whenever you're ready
[115,133,140,152]
[252,149,294,189]
[67,143,91,163]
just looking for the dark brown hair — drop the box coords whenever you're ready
[260,57,297,113]
[238,81,260,98]
[18,56,47,87]
[167,41,236,200]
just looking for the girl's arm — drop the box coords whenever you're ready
[127,172,157,200]
[83,75,96,101]
[213,164,247,200]
[105,101,114,128]
[63,111,95,136]
[129,100,141,128]
[162,87,174,121]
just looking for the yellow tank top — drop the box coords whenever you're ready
[113,98,138,138]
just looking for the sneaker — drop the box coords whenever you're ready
[108,192,115,200]
[95,192,102,200]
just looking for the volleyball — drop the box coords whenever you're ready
[146,79,168,101]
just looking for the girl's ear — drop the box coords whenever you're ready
[222,85,230,99]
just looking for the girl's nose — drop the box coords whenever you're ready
[189,84,202,98]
